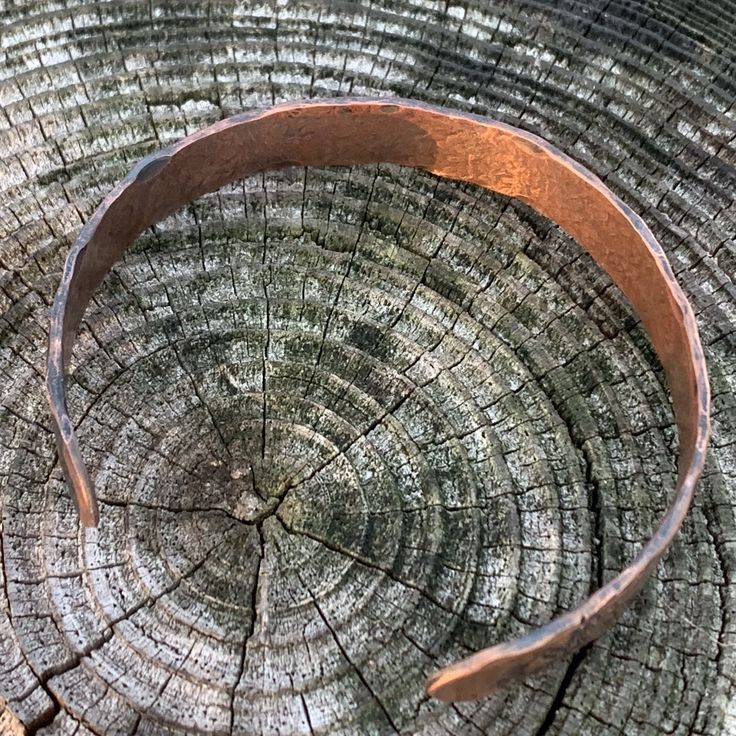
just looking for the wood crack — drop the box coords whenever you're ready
[297,569,402,735]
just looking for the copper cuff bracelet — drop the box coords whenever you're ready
[46,98,711,702]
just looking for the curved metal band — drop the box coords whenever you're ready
[47,98,710,702]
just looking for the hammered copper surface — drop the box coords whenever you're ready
[46,98,711,702]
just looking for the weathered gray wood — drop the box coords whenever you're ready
[1,1,734,734]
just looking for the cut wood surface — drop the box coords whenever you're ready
[1,2,734,735]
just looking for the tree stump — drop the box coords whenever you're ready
[1,2,734,734]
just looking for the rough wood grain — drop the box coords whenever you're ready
[1,1,734,735]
